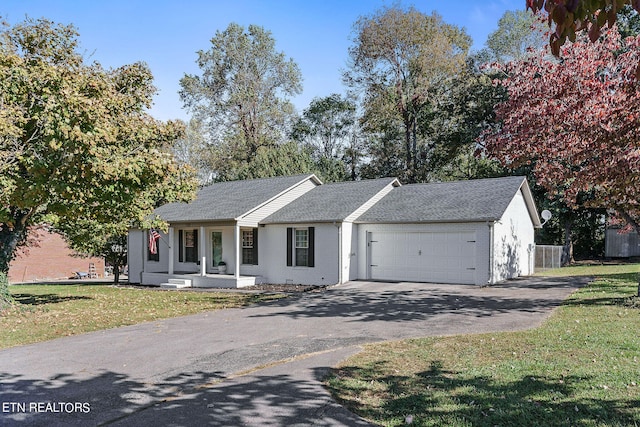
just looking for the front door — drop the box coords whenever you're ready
[211,231,223,267]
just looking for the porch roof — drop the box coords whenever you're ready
[154,174,320,222]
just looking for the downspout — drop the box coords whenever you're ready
[334,221,343,285]
[339,223,343,284]
[487,221,495,285]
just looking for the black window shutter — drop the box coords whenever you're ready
[308,227,315,267]
[286,227,293,266]
[179,230,184,262]
[252,228,259,265]
[193,229,198,259]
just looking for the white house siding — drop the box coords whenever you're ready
[143,229,170,274]
[127,230,145,284]
[337,222,360,283]
[356,223,491,285]
[238,179,318,227]
[126,229,170,279]
[492,190,535,282]
[260,223,339,285]
[342,222,361,282]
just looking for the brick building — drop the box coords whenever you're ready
[8,229,105,283]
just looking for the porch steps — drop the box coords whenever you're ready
[160,278,192,289]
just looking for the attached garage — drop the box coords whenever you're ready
[368,230,478,284]
[355,176,541,285]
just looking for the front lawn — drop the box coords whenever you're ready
[326,264,640,426]
[0,284,285,349]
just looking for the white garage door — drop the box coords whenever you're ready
[368,231,477,284]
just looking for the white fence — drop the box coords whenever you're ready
[535,245,563,270]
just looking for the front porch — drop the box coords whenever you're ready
[142,272,264,288]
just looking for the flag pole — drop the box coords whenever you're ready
[151,229,171,249]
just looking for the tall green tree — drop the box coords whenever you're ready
[291,94,356,159]
[419,56,506,182]
[357,51,504,183]
[234,141,315,180]
[0,18,197,296]
[180,23,302,180]
[482,9,547,63]
[344,6,471,183]
[291,94,358,181]
[172,118,212,185]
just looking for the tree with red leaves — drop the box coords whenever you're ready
[528,0,640,55]
[482,28,640,232]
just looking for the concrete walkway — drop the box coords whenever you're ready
[0,277,588,426]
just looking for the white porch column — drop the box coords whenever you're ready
[168,227,174,275]
[234,224,241,278]
[199,226,206,276]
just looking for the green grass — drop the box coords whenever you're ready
[0,284,285,349]
[327,264,640,426]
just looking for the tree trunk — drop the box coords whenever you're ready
[113,264,120,285]
[0,218,29,308]
[0,220,28,275]
[561,219,574,266]
[404,120,414,183]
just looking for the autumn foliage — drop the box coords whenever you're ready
[528,0,640,55]
[482,28,640,229]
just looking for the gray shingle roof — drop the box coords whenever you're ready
[261,177,399,224]
[355,176,529,223]
[154,174,317,222]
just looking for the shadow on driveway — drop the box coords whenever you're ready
[0,275,591,426]
[247,276,592,323]
[0,361,370,426]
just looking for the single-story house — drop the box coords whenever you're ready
[127,174,541,288]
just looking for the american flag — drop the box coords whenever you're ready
[149,229,161,254]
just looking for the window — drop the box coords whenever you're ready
[179,229,198,263]
[287,227,314,267]
[242,230,253,264]
[295,229,308,266]
[242,228,258,265]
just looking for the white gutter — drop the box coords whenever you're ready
[334,221,343,284]
[487,221,495,285]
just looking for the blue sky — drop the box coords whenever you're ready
[2,1,525,121]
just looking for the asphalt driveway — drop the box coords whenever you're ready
[0,276,589,426]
